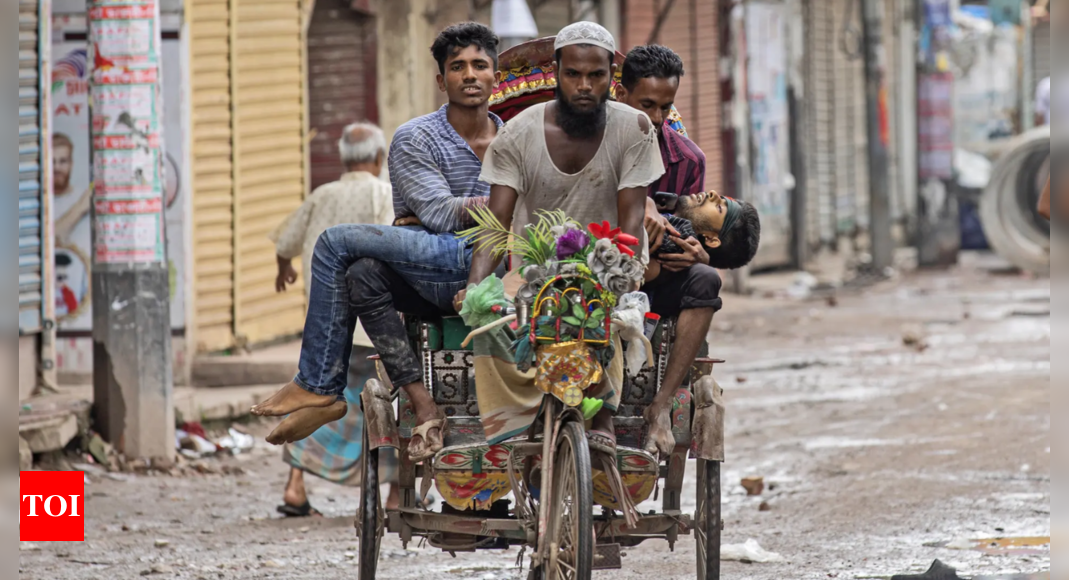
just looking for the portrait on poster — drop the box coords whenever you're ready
[54,245,91,323]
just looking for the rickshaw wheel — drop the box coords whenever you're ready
[356,421,382,580]
[696,459,722,580]
[538,421,593,580]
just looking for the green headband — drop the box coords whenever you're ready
[719,197,743,237]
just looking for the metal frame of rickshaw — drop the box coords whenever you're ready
[354,35,724,580]
[355,313,726,580]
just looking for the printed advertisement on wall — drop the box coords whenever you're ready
[744,1,793,269]
[52,13,186,372]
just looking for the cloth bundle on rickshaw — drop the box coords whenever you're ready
[489,37,689,135]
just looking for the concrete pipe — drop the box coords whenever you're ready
[980,127,1051,275]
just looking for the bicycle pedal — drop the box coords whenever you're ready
[593,543,622,570]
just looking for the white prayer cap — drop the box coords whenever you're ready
[554,21,616,55]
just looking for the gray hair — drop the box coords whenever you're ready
[338,122,386,166]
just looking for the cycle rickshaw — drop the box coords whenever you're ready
[355,38,726,580]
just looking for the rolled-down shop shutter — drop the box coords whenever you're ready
[19,0,45,335]
[190,0,237,351]
[804,0,838,247]
[1033,20,1049,87]
[231,0,307,345]
[307,0,377,191]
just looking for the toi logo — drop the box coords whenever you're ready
[20,471,85,542]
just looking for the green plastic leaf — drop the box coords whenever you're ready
[571,304,585,319]
[590,308,605,321]
[585,317,601,329]
[562,316,583,326]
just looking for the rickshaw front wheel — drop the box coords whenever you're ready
[536,421,594,580]
[356,420,383,580]
[696,459,723,580]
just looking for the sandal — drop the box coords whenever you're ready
[587,430,617,454]
[276,501,321,518]
[409,415,448,463]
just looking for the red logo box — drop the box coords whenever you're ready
[20,471,85,542]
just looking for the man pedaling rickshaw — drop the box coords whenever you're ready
[456,24,760,456]
[252,22,761,464]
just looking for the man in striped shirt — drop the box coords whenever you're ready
[252,23,503,462]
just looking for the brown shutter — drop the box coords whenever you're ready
[189,0,237,351]
[231,0,308,345]
[307,0,377,191]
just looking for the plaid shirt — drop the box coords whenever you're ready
[389,105,505,233]
[648,126,706,197]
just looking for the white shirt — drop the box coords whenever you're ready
[1036,77,1051,126]
[269,171,394,347]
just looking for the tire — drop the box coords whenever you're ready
[356,422,382,580]
[540,421,594,580]
[980,127,1051,275]
[696,460,722,580]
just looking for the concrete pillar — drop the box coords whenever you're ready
[88,0,175,462]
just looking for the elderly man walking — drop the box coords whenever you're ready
[269,122,399,516]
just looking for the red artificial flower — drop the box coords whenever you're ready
[613,232,639,256]
[588,221,621,241]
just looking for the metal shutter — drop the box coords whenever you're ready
[804,0,838,246]
[232,0,307,345]
[1034,20,1049,86]
[190,0,237,351]
[830,0,868,236]
[308,0,376,191]
[620,0,721,192]
[19,0,44,335]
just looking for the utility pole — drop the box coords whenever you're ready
[860,0,894,272]
[88,0,175,462]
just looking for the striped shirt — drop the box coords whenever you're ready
[648,125,706,197]
[389,105,505,233]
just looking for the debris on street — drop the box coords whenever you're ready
[720,539,784,563]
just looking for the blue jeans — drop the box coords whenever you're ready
[294,225,471,397]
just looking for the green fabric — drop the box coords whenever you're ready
[720,197,743,237]
[459,275,509,329]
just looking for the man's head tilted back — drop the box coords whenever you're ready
[673,191,762,270]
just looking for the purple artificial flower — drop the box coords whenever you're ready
[556,228,590,260]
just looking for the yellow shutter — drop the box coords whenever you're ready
[190,0,236,352]
[231,0,307,345]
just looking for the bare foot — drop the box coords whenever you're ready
[283,468,308,507]
[266,401,348,445]
[386,485,401,510]
[251,381,337,417]
[643,402,675,457]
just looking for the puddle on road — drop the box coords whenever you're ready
[930,536,1051,556]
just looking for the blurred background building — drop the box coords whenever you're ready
[18,0,1051,398]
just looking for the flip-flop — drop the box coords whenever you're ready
[276,501,321,518]
[409,416,448,463]
[587,430,617,453]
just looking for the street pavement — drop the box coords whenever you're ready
[18,264,1050,580]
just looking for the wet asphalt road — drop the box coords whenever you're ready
[19,266,1050,580]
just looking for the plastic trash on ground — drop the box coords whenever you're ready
[720,539,784,563]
